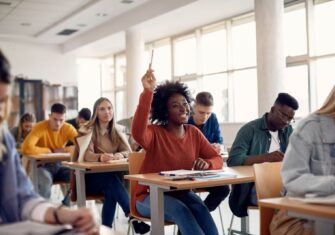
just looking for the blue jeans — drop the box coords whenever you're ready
[136,191,218,235]
[85,172,130,227]
[37,163,69,199]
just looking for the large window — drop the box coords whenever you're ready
[174,35,197,76]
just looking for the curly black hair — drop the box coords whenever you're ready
[151,80,193,125]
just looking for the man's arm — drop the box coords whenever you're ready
[21,130,51,155]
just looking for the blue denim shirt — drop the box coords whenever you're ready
[188,113,223,144]
[0,128,43,223]
[282,114,335,197]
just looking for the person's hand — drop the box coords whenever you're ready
[58,207,98,234]
[267,151,284,162]
[52,148,67,153]
[99,153,112,162]
[141,69,156,92]
[192,158,210,170]
[211,143,221,154]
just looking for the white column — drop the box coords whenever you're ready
[255,0,285,115]
[125,27,145,117]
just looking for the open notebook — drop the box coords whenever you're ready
[160,169,236,181]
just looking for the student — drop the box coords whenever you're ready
[10,112,35,149]
[76,97,150,233]
[0,49,97,234]
[270,86,335,235]
[67,108,91,130]
[132,69,222,235]
[21,103,77,199]
[188,91,230,212]
[227,93,299,217]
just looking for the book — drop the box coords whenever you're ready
[159,169,224,177]
[290,194,335,205]
[160,169,237,181]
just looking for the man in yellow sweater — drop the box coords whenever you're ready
[22,103,77,200]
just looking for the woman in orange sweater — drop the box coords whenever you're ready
[132,69,222,235]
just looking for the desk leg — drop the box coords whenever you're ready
[75,170,86,207]
[150,185,165,235]
[31,159,38,191]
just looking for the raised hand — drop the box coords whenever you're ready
[141,69,156,92]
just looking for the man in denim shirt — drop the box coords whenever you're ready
[227,93,299,217]
[188,91,230,212]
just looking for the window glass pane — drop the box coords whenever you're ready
[315,1,335,55]
[202,29,227,73]
[284,7,307,56]
[174,36,197,76]
[232,21,256,68]
[153,44,172,83]
[182,79,198,98]
[232,69,258,122]
[115,91,125,121]
[115,54,126,87]
[101,58,114,91]
[315,57,335,107]
[77,58,101,111]
[284,65,309,118]
[202,73,228,122]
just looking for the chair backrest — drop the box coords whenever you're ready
[253,162,283,235]
[253,161,283,200]
[128,152,146,219]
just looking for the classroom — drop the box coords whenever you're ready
[0,0,334,234]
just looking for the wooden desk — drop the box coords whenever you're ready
[258,197,335,235]
[23,153,71,190]
[62,161,129,207]
[125,166,254,235]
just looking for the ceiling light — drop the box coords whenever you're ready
[121,0,134,4]
[21,23,31,26]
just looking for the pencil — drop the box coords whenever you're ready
[149,49,154,70]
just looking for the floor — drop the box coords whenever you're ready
[51,186,260,235]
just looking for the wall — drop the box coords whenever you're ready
[0,41,77,85]
[220,122,244,148]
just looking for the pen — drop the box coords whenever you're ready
[191,161,196,171]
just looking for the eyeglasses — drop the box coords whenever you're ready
[275,109,295,124]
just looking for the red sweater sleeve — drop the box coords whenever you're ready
[131,89,154,150]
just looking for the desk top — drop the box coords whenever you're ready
[62,161,129,171]
[23,153,71,162]
[125,166,254,190]
[259,197,335,220]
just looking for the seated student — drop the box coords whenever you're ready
[76,97,150,233]
[227,93,299,217]
[67,108,91,130]
[10,112,35,149]
[0,49,97,234]
[21,103,77,200]
[270,86,335,235]
[117,116,142,151]
[132,69,222,235]
[188,91,230,212]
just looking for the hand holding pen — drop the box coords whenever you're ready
[191,158,210,170]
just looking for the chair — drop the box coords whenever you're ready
[228,162,282,235]
[253,162,283,235]
[127,152,176,235]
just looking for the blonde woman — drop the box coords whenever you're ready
[78,97,150,233]
[270,86,335,235]
[10,113,35,149]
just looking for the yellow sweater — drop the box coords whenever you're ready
[21,120,78,155]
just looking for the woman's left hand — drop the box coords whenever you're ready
[193,158,210,170]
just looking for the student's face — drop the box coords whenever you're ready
[271,104,295,130]
[97,100,113,123]
[22,120,33,132]
[0,83,9,124]
[193,104,213,125]
[77,117,87,125]
[48,113,65,131]
[167,93,190,125]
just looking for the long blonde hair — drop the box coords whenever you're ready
[87,97,122,147]
[315,86,335,118]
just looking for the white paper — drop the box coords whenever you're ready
[160,169,225,176]
[0,220,73,235]
[290,194,335,205]
[107,158,128,163]
[37,152,71,157]
[76,132,92,162]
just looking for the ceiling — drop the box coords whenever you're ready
[0,0,254,57]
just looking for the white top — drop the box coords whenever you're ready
[269,130,280,153]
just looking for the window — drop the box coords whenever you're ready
[115,90,125,121]
[202,28,227,73]
[101,58,114,103]
[315,57,335,107]
[149,40,172,83]
[174,35,197,76]
[115,54,126,87]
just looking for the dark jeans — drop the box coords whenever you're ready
[203,185,230,212]
[85,172,130,228]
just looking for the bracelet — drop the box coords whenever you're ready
[53,205,63,224]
